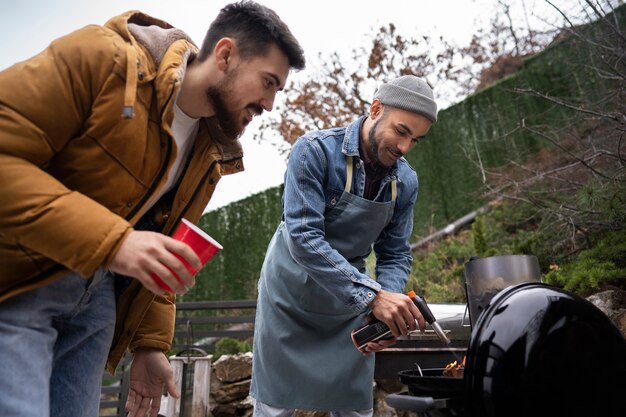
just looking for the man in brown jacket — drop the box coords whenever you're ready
[0,2,304,417]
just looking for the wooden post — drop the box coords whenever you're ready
[166,351,212,417]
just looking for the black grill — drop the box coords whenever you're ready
[386,281,626,417]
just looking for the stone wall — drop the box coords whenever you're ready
[207,352,404,417]
[210,353,254,417]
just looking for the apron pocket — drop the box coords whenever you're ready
[300,276,354,316]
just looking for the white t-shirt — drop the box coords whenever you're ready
[144,102,200,212]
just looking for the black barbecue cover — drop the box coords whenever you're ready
[465,282,626,417]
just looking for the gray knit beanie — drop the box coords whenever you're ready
[374,75,438,123]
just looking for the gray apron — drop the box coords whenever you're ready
[251,156,397,411]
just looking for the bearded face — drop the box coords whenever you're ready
[366,105,433,168]
[205,67,263,140]
[206,68,244,139]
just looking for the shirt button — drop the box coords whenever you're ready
[330,197,336,206]
[367,292,374,298]
[126,202,133,208]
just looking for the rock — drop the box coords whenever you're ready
[214,352,253,383]
[294,410,328,417]
[375,378,404,394]
[211,402,237,417]
[373,388,397,417]
[212,379,251,404]
[587,290,626,316]
[587,289,626,338]
[373,379,404,417]
[614,310,626,338]
[211,395,254,417]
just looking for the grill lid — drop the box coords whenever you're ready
[465,282,626,417]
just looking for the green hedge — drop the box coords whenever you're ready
[181,186,283,301]
[406,7,623,238]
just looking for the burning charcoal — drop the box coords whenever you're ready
[442,356,466,378]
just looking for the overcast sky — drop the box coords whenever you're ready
[0,0,569,211]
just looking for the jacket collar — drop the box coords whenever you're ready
[202,117,245,162]
[104,11,197,120]
[342,116,367,157]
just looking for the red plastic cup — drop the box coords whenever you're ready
[152,219,223,292]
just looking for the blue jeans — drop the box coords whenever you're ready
[0,269,116,417]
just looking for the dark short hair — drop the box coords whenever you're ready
[198,0,305,70]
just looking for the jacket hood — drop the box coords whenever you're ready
[129,22,196,69]
[103,11,197,119]
[105,11,197,67]
[105,11,195,47]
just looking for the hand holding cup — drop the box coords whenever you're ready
[151,219,223,292]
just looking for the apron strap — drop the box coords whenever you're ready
[345,155,398,201]
[344,156,353,193]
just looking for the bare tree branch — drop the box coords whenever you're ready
[514,87,625,123]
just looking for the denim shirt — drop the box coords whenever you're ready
[282,116,419,313]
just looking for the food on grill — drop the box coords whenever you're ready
[442,356,466,378]
[442,366,464,378]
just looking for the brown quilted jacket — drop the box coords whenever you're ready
[0,11,244,373]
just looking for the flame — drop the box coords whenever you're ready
[445,355,466,369]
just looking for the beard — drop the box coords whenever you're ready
[205,68,245,140]
[368,118,384,166]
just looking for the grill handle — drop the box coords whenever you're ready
[384,394,434,412]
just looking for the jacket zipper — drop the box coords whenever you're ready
[125,81,177,222]
[175,156,242,225]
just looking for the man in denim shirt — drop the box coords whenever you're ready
[250,76,438,416]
